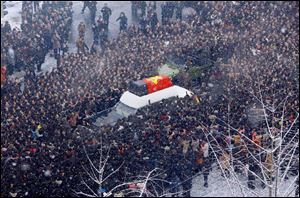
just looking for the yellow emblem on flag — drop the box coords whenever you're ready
[147,76,162,85]
[37,124,43,130]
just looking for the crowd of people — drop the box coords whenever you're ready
[1,1,73,74]
[1,1,299,197]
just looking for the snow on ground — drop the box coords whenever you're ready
[69,1,135,52]
[191,165,297,197]
[39,53,57,74]
[1,1,22,28]
[3,1,178,76]
[157,63,179,77]
[70,1,164,46]
[3,1,143,75]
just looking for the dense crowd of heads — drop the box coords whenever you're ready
[1,1,299,197]
[1,1,73,74]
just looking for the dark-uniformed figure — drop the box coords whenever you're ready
[94,16,107,47]
[116,12,128,33]
[149,12,158,31]
[148,1,156,12]
[33,1,40,12]
[131,1,138,21]
[99,29,108,49]
[81,1,88,14]
[140,1,147,18]
[175,1,183,20]
[92,23,99,43]
[81,2,97,24]
[88,1,97,24]
[165,2,175,20]
[161,2,168,25]
[3,21,11,35]
[139,16,148,34]
[90,40,99,55]
[101,3,112,32]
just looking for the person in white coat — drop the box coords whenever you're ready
[7,44,15,75]
[201,140,210,187]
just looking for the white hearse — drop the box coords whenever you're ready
[94,85,194,126]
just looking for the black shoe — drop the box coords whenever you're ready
[204,182,208,188]
[290,171,297,176]
[248,182,255,190]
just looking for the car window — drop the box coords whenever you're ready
[115,102,137,117]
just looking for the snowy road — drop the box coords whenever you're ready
[191,165,297,197]
[68,1,133,52]
[69,1,164,48]
[3,1,163,75]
